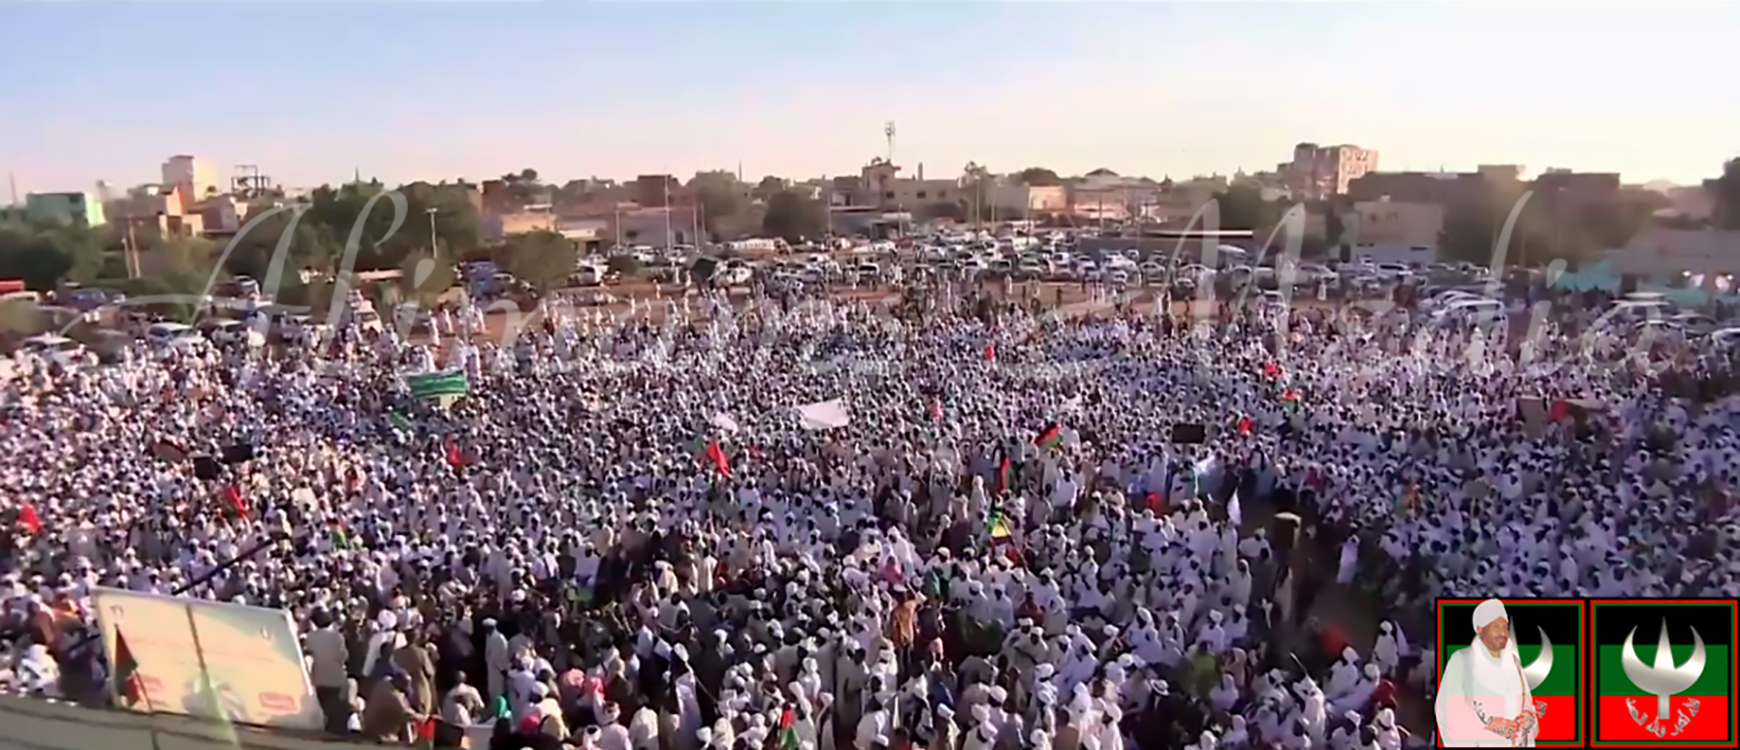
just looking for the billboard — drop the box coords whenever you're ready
[1590,598,1737,747]
[92,588,320,731]
[1436,598,1586,747]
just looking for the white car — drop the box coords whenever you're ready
[209,320,266,348]
[145,322,207,351]
[19,334,89,368]
[1430,298,1504,322]
[1670,312,1718,335]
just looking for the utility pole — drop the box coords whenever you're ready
[886,120,901,238]
[6,171,16,205]
[125,217,140,279]
[425,207,439,259]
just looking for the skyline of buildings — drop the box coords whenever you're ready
[8,138,1713,259]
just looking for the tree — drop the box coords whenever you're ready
[398,251,457,306]
[1017,167,1062,187]
[1323,208,1347,248]
[762,190,825,242]
[1439,187,1587,268]
[917,202,966,223]
[500,230,577,293]
[694,185,744,236]
[0,224,73,290]
[1214,185,1286,234]
[296,181,478,273]
[606,254,644,279]
[1712,158,1740,230]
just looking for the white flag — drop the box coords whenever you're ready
[711,412,741,433]
[1228,491,1243,528]
[794,399,851,431]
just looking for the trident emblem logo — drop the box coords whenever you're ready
[1621,619,1706,721]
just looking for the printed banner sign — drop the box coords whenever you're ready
[93,588,321,731]
[1436,598,1585,747]
[1591,598,1736,747]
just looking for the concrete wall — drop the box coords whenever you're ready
[0,695,377,750]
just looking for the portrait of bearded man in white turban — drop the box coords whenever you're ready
[1436,599,1539,746]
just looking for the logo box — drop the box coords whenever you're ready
[1436,598,1586,747]
[1589,598,1738,748]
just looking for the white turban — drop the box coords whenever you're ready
[1472,598,1508,630]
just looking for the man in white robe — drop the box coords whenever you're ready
[1435,599,1537,746]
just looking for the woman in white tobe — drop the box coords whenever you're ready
[1435,599,1539,747]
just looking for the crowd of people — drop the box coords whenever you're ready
[0,272,1736,750]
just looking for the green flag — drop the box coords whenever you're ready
[408,370,469,401]
[388,410,412,432]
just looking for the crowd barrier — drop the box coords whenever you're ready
[0,695,376,750]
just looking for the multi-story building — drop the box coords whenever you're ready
[1341,197,1445,247]
[161,155,220,202]
[632,175,681,209]
[1284,143,1379,201]
[25,192,105,228]
[1347,166,1524,206]
[1531,169,1621,213]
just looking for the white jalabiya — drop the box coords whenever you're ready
[1435,600,1535,747]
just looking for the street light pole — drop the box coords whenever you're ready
[425,207,439,259]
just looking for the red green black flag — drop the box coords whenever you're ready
[1592,599,1734,745]
[1436,599,1583,745]
[113,627,145,707]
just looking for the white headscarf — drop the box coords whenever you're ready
[1468,598,1524,702]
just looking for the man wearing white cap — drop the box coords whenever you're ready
[1435,598,1537,746]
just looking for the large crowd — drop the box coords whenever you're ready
[1,274,1737,750]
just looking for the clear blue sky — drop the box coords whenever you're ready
[1,2,1735,195]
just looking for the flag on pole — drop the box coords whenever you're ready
[408,370,469,401]
[224,485,249,517]
[996,457,1012,494]
[988,509,1012,542]
[17,502,41,535]
[778,706,800,750]
[444,439,464,469]
[705,441,732,477]
[1034,423,1063,451]
[113,627,145,708]
[330,522,352,551]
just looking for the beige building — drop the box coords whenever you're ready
[1285,143,1378,201]
[1341,198,1444,247]
[161,155,220,202]
[479,210,558,244]
[1608,228,1740,276]
[985,184,1067,215]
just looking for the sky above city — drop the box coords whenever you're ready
[1,2,1735,195]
